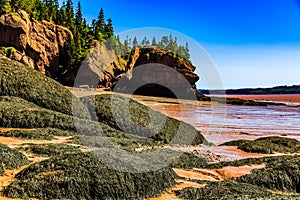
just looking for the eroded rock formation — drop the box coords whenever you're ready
[71,45,200,98]
[0,10,72,79]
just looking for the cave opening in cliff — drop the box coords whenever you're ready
[133,83,177,98]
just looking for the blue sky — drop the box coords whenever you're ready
[68,0,300,89]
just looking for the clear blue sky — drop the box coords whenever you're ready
[67,0,300,89]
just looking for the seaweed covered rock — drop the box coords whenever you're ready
[221,136,300,154]
[3,152,176,200]
[0,96,158,150]
[0,128,76,140]
[237,155,300,193]
[170,151,208,169]
[0,144,30,175]
[175,181,298,200]
[18,143,82,157]
[0,56,89,119]
[81,94,207,145]
[0,96,79,129]
[207,155,298,169]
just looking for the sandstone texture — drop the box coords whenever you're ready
[0,10,72,78]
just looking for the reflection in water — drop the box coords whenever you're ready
[144,101,300,144]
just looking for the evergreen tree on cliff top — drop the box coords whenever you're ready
[94,8,106,41]
[10,0,35,13]
[0,0,11,14]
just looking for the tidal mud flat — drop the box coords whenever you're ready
[223,94,300,103]
[1,56,300,199]
[132,95,300,160]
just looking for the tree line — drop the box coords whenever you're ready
[0,0,114,74]
[0,0,191,75]
[106,34,190,61]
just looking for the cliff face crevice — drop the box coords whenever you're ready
[0,11,200,98]
[70,45,200,98]
[0,10,72,79]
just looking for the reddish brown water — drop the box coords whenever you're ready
[226,94,300,103]
[133,95,300,145]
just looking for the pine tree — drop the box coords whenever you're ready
[11,0,35,13]
[95,7,105,41]
[124,36,130,53]
[97,8,105,32]
[0,0,11,14]
[132,37,138,47]
[56,2,67,26]
[44,0,58,22]
[104,18,114,39]
[91,19,97,35]
[184,42,190,60]
[65,0,75,32]
[161,36,169,48]
[151,37,157,46]
[75,1,83,26]
[141,36,149,46]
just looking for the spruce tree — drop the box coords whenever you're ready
[44,0,58,22]
[75,1,83,26]
[132,37,138,47]
[151,36,157,46]
[10,0,35,13]
[94,8,105,41]
[104,18,114,38]
[56,2,67,26]
[141,36,149,46]
[97,8,105,32]
[124,36,130,53]
[65,0,75,32]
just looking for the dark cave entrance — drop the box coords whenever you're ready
[133,83,176,98]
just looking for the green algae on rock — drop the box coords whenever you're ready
[221,136,300,154]
[0,144,30,175]
[3,152,176,200]
[81,94,207,145]
[0,56,89,119]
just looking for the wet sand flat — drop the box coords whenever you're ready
[225,94,300,103]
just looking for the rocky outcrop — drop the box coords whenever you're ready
[0,10,72,78]
[71,45,200,98]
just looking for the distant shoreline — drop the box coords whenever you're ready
[199,85,300,95]
[218,94,300,103]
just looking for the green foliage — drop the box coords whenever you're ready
[10,0,35,13]
[221,137,300,154]
[0,57,90,118]
[81,94,207,145]
[0,0,11,14]
[2,46,16,57]
[3,152,176,199]
[0,144,30,175]
[5,0,114,79]
[119,34,191,60]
